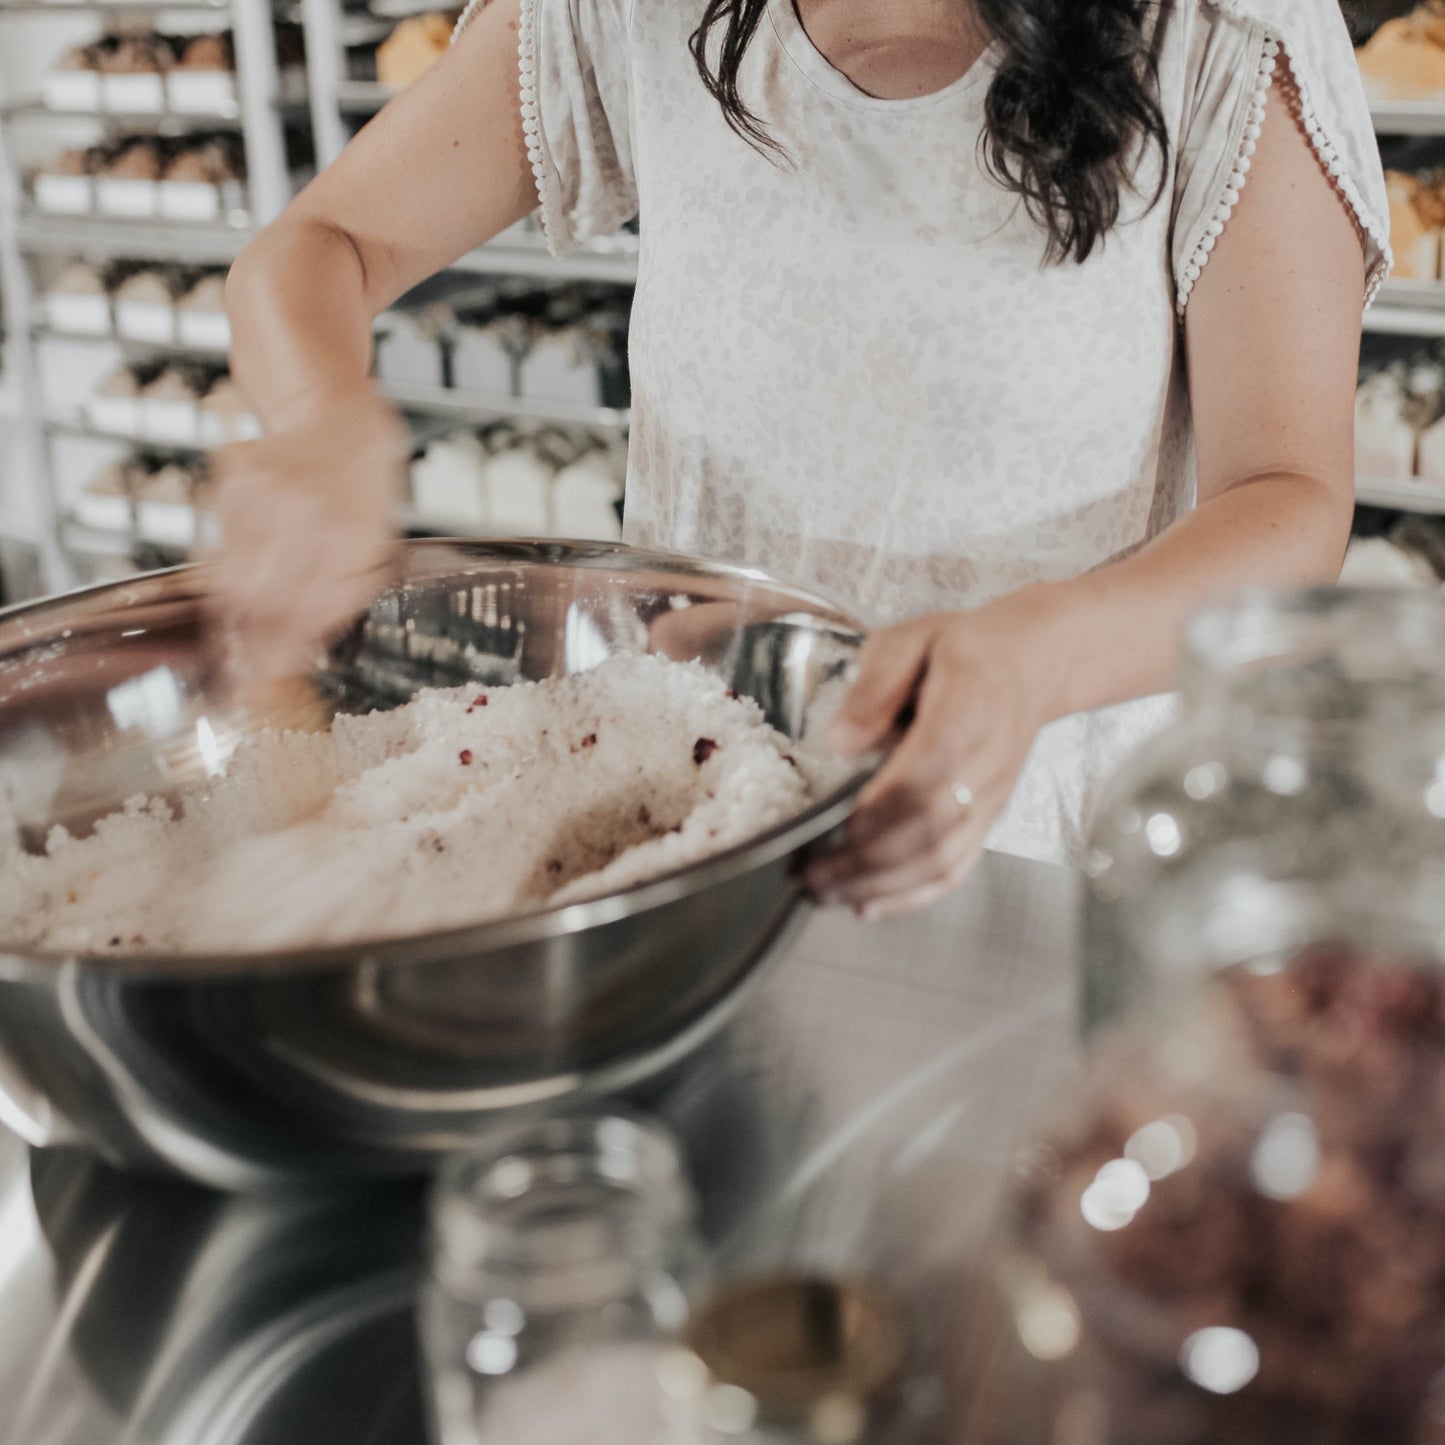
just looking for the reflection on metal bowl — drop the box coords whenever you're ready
[0,542,870,1187]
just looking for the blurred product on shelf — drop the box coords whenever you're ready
[44,262,111,335]
[379,282,631,406]
[1356,352,1445,480]
[199,375,262,443]
[75,452,210,548]
[376,12,459,89]
[375,306,449,387]
[45,43,104,112]
[177,272,231,349]
[87,363,144,433]
[1356,2,1445,101]
[1341,533,1440,584]
[42,262,233,349]
[99,34,176,114]
[81,362,258,444]
[553,441,628,538]
[410,429,490,527]
[142,364,210,443]
[41,24,302,115]
[35,136,247,221]
[408,426,625,539]
[451,311,519,393]
[1385,169,1445,280]
[161,135,248,219]
[1342,514,1445,585]
[33,147,95,216]
[115,268,184,342]
[169,32,237,113]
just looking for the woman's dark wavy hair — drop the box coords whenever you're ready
[689,0,1173,265]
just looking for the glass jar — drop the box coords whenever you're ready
[1084,587,1445,1027]
[419,1110,707,1445]
[958,590,1445,1444]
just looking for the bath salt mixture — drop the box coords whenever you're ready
[0,654,835,954]
[462,1343,703,1445]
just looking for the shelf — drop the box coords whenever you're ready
[337,13,394,45]
[379,379,630,432]
[450,241,639,287]
[33,322,231,360]
[18,211,252,264]
[1357,475,1445,514]
[61,501,484,550]
[334,79,397,114]
[1366,279,1445,337]
[1369,101,1445,136]
[2,97,243,125]
[0,0,229,11]
[43,413,208,452]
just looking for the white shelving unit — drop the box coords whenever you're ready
[1356,474,1445,514]
[1370,100,1445,137]
[1359,96,1445,515]
[0,0,299,590]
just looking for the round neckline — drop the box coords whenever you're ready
[766,0,1000,111]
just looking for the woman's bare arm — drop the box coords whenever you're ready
[215,0,532,682]
[814,72,1366,916]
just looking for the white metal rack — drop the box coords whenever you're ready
[1358,100,1445,513]
[0,0,300,590]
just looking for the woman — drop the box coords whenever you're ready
[216,0,1387,918]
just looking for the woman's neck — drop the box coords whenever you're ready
[791,0,988,100]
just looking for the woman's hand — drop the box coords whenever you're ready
[207,384,409,687]
[805,592,1065,920]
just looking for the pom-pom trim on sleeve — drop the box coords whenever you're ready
[1176,31,1392,319]
[452,0,570,253]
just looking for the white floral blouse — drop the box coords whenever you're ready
[457,0,1389,866]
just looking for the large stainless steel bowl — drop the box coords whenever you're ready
[0,541,869,1188]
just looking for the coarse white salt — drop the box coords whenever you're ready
[0,654,826,955]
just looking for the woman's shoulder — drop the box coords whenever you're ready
[1168,0,1360,54]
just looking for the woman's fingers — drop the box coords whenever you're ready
[843,832,989,921]
[826,617,939,757]
[804,609,1047,918]
[243,550,394,685]
[202,399,404,685]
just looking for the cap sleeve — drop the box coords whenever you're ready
[455,0,636,254]
[1172,0,1391,319]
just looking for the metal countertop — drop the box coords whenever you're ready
[0,851,1079,1445]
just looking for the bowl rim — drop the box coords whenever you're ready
[0,539,876,979]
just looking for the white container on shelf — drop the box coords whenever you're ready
[136,500,197,548]
[451,323,513,395]
[375,313,446,388]
[86,395,142,436]
[101,72,166,113]
[519,329,602,407]
[158,180,223,222]
[410,431,491,529]
[177,308,232,351]
[142,398,200,445]
[486,441,554,533]
[45,291,111,337]
[114,300,176,345]
[198,408,262,447]
[167,70,238,114]
[42,70,101,112]
[1418,416,1445,488]
[552,447,624,541]
[74,488,133,536]
[95,177,159,219]
[34,175,93,215]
